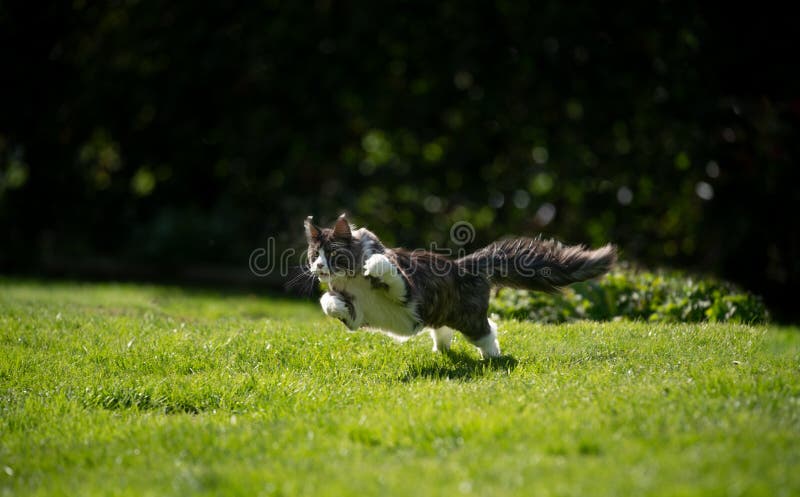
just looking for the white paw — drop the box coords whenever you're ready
[430,327,455,353]
[320,293,350,321]
[363,253,395,279]
[475,336,501,359]
[474,319,502,359]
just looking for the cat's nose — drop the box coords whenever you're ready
[315,261,325,269]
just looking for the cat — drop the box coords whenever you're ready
[304,213,616,358]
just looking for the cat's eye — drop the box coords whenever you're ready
[330,250,338,257]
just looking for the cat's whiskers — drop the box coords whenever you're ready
[284,265,319,296]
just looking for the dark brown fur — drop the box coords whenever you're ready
[388,249,492,340]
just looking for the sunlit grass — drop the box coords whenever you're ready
[1,279,798,496]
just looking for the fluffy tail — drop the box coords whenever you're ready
[457,237,617,292]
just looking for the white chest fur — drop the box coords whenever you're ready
[332,275,420,338]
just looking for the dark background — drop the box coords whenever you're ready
[2,1,798,320]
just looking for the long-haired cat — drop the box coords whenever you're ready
[304,214,616,358]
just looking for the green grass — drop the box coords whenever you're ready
[1,279,798,497]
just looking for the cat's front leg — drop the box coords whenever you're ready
[363,253,407,302]
[320,291,361,330]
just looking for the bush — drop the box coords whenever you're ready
[489,267,769,324]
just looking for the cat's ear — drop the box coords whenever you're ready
[333,213,352,240]
[304,216,320,241]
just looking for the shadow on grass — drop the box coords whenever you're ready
[399,350,518,382]
[82,387,208,415]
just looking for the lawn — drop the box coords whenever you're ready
[1,279,798,496]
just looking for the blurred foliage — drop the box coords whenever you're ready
[490,268,769,324]
[0,2,798,318]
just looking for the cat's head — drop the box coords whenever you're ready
[304,214,360,282]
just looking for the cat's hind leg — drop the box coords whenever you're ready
[429,326,455,353]
[363,253,407,302]
[462,318,501,359]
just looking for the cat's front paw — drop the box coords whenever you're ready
[363,253,395,279]
[320,292,352,323]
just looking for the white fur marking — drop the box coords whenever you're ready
[310,248,330,278]
[472,318,501,359]
[363,253,394,277]
[320,292,349,321]
[430,326,455,352]
[363,253,406,301]
[332,273,419,338]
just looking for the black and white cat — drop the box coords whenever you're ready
[304,214,616,358]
